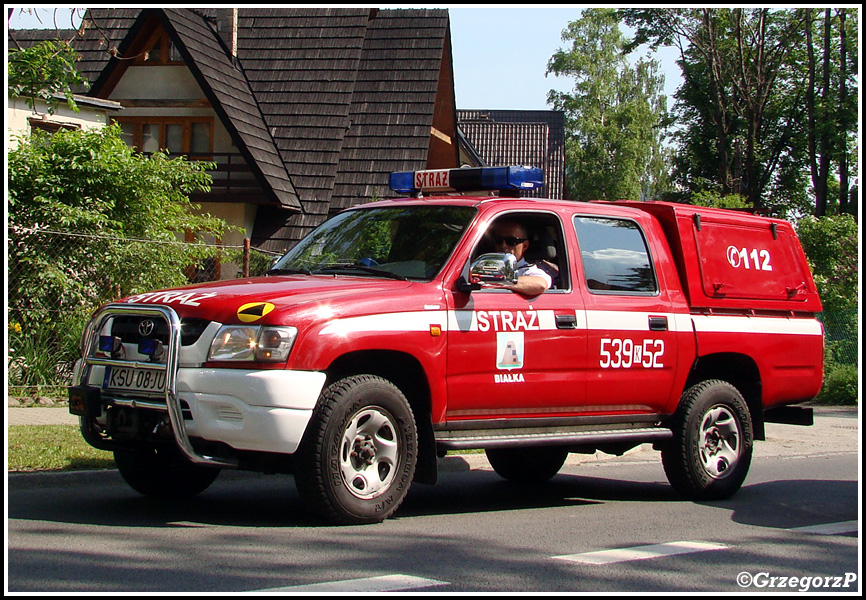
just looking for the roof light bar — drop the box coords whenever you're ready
[389,166,544,195]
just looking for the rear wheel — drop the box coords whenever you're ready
[662,380,753,500]
[485,446,568,484]
[114,445,220,499]
[295,375,418,525]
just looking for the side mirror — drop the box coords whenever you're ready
[468,253,518,289]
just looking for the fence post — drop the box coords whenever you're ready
[243,238,250,278]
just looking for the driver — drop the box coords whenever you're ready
[489,219,553,296]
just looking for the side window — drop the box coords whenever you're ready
[473,212,568,290]
[574,216,657,294]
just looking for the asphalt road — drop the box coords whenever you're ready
[6,407,860,593]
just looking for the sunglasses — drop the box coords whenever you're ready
[492,234,527,246]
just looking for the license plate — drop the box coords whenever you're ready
[103,366,166,394]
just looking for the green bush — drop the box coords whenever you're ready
[816,363,859,406]
[7,309,85,388]
[8,125,235,388]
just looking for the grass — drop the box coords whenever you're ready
[8,425,115,472]
[7,425,482,473]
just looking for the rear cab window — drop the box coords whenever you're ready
[573,216,658,295]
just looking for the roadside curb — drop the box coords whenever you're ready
[7,404,858,426]
[7,468,122,490]
[6,457,482,491]
[7,406,858,487]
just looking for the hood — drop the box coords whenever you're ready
[121,275,417,325]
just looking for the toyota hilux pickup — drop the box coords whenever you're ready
[69,165,824,524]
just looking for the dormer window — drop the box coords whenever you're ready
[135,29,183,65]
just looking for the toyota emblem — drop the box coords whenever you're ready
[138,319,156,337]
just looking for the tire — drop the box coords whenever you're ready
[294,375,418,525]
[485,446,568,484]
[662,380,753,501]
[114,445,221,499]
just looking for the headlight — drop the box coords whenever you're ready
[208,325,298,362]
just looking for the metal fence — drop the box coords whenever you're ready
[818,309,860,367]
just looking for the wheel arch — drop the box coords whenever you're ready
[325,350,438,484]
[685,352,765,440]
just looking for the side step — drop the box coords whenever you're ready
[435,424,673,451]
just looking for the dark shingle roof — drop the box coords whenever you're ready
[160,9,301,211]
[331,9,451,213]
[67,9,140,86]
[8,28,78,48]
[35,8,454,251]
[457,110,566,199]
[237,8,371,223]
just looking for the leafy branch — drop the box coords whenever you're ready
[8,39,90,114]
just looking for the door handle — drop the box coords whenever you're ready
[556,315,578,329]
[648,316,668,331]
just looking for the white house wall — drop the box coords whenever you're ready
[110,65,203,101]
[6,95,118,149]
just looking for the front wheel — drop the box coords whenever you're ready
[662,380,753,500]
[294,375,418,525]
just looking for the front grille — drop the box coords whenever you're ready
[111,316,211,346]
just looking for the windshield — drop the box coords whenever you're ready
[270,205,476,280]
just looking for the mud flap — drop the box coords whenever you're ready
[68,385,102,419]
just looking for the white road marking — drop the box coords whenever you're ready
[789,520,858,535]
[252,574,448,593]
[553,541,728,565]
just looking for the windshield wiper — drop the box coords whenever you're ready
[266,267,312,276]
[315,265,409,281]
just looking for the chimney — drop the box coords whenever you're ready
[217,8,238,57]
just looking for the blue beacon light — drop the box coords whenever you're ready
[389,165,544,195]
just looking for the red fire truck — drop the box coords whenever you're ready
[70,166,824,524]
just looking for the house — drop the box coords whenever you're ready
[457,110,566,199]
[8,24,123,145]
[10,7,460,255]
[7,92,122,149]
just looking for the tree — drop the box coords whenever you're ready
[547,8,671,201]
[803,8,858,217]
[620,8,858,218]
[796,214,859,317]
[7,125,232,386]
[9,124,231,307]
[8,38,89,114]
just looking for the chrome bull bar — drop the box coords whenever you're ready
[77,303,236,469]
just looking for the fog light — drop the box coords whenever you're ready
[138,337,165,360]
[99,335,125,358]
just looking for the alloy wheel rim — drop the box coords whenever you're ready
[698,405,741,479]
[339,407,400,499]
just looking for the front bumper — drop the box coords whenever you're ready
[70,304,326,465]
[179,367,325,453]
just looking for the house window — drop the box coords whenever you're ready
[113,117,213,156]
[135,29,183,65]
